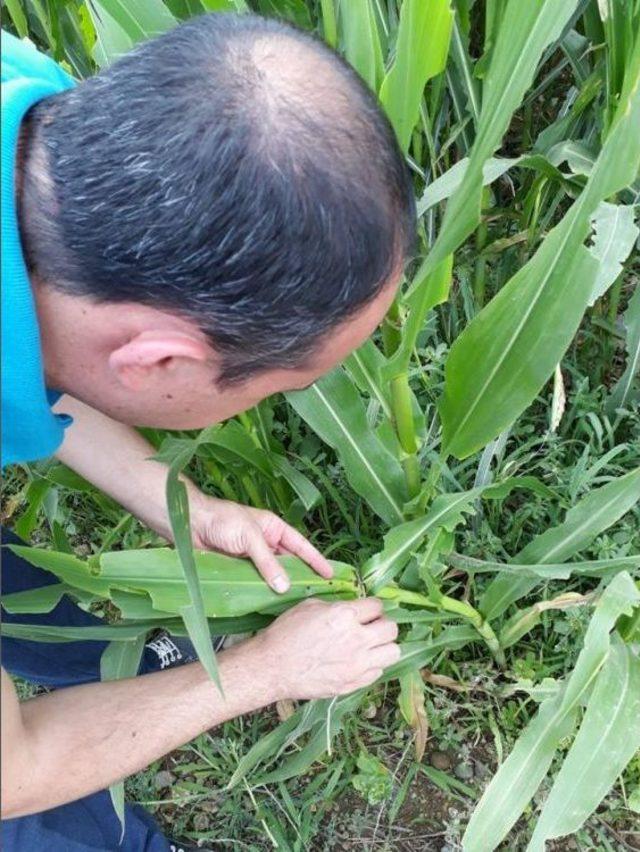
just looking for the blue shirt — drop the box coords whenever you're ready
[1,32,75,467]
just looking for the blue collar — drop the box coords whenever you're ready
[1,75,73,466]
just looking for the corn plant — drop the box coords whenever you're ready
[3,0,640,847]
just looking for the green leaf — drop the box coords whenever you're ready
[528,640,640,851]
[203,421,274,477]
[587,202,639,306]
[463,572,640,851]
[269,455,322,511]
[361,490,482,590]
[1,583,73,614]
[363,477,545,592]
[344,340,393,418]
[90,0,176,44]
[446,552,640,581]
[439,57,640,458]
[14,477,51,540]
[100,549,357,617]
[166,471,222,691]
[439,37,640,458]
[416,153,576,217]
[339,0,383,91]
[286,369,407,525]
[1,621,173,643]
[480,467,640,620]
[351,750,393,805]
[7,545,112,596]
[378,0,453,153]
[407,0,581,294]
[381,255,453,382]
[10,543,358,619]
[4,0,28,37]
[607,283,640,413]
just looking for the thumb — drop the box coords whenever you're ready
[245,529,291,594]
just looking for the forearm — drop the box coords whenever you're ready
[3,640,275,818]
[53,395,200,540]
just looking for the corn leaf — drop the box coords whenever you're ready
[381,255,453,382]
[463,572,640,851]
[4,0,28,37]
[480,467,640,620]
[362,477,545,591]
[89,0,176,45]
[416,153,576,217]
[1,582,74,614]
[446,553,640,580]
[398,669,429,760]
[607,283,640,413]
[439,38,640,458]
[8,544,357,617]
[528,640,640,851]
[269,455,322,510]
[166,470,222,691]
[1,620,174,642]
[344,340,393,418]
[339,0,383,91]
[361,489,481,590]
[407,0,580,293]
[587,202,639,306]
[286,369,407,525]
[378,0,453,153]
[7,545,112,596]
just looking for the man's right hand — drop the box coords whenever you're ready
[248,597,400,700]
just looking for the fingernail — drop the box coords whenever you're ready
[272,575,290,594]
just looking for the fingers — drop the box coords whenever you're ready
[279,524,333,579]
[363,617,398,648]
[348,597,385,624]
[367,642,402,669]
[245,531,291,594]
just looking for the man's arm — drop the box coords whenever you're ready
[2,597,399,818]
[53,395,333,591]
[53,394,197,542]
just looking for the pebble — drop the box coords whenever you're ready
[430,750,451,770]
[154,770,174,790]
[454,762,474,781]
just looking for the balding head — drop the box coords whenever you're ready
[21,13,415,383]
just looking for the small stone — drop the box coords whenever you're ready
[473,760,491,779]
[454,762,474,781]
[154,770,174,790]
[430,750,451,770]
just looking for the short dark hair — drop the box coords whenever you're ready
[21,13,416,384]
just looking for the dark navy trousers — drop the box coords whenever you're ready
[1,529,171,851]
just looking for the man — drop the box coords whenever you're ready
[1,12,415,851]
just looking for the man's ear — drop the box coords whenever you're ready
[108,329,211,390]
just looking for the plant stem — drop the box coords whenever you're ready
[473,187,490,309]
[241,475,264,509]
[382,298,403,357]
[202,459,237,502]
[376,586,506,667]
